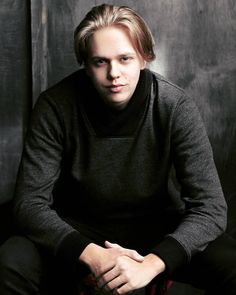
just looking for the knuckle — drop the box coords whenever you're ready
[115,288,122,295]
[129,281,135,289]
[105,282,112,291]
[116,256,123,264]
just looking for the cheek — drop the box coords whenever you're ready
[129,65,142,80]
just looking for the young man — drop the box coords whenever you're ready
[0,4,235,295]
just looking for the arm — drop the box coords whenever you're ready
[13,93,92,264]
[151,93,227,274]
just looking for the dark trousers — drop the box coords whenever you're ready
[0,234,236,295]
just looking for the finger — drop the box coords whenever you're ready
[104,275,126,292]
[114,282,132,295]
[97,267,120,288]
[119,249,144,262]
[94,261,115,279]
[105,241,144,262]
[105,241,121,249]
[125,250,144,262]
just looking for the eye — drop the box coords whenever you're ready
[93,59,107,67]
[121,56,133,63]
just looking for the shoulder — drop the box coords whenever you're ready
[29,69,89,129]
[150,70,198,112]
[150,70,187,105]
[41,68,88,104]
[32,69,89,117]
[148,70,201,127]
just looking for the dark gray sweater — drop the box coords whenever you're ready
[14,69,227,275]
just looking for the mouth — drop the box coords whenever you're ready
[106,84,125,93]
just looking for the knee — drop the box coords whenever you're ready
[203,234,236,294]
[0,236,42,281]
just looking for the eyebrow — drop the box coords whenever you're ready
[90,52,136,60]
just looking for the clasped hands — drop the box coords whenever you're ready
[79,240,165,294]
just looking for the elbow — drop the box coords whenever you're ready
[216,199,228,234]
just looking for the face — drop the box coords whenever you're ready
[85,26,146,109]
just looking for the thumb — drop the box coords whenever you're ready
[104,240,121,249]
[127,250,145,262]
[104,241,144,262]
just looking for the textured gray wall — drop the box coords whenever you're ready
[0,0,31,204]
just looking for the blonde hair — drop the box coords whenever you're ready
[74,4,156,65]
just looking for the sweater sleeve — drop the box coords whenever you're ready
[13,93,93,264]
[152,92,227,274]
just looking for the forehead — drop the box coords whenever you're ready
[87,26,137,58]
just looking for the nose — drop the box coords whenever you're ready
[107,61,120,80]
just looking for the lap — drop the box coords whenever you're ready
[2,233,235,294]
[0,235,105,295]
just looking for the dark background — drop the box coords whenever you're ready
[0,1,235,294]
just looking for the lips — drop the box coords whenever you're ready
[106,84,125,93]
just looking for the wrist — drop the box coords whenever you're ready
[79,243,102,266]
[145,253,166,276]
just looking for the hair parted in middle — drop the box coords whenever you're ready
[74,4,156,65]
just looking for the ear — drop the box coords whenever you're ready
[140,59,147,70]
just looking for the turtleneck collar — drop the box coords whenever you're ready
[82,69,153,136]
